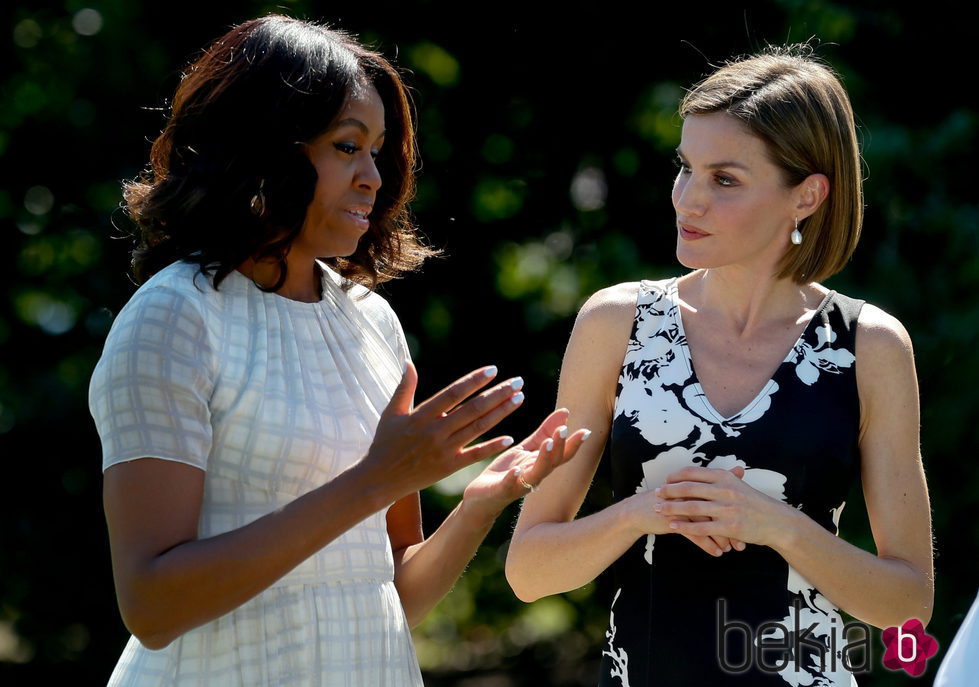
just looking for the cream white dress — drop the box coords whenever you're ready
[89,260,422,686]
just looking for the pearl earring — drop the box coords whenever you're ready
[790,217,803,246]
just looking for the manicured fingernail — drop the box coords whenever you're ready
[714,549,722,557]
[581,429,592,441]
[654,488,661,496]
[510,392,524,405]
[543,438,554,452]
[557,425,568,439]
[484,366,498,377]
[654,503,662,512]
[669,521,678,530]
[510,377,524,390]
[501,436,514,447]
[724,545,732,552]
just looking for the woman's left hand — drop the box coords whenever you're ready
[461,408,590,525]
[653,466,795,548]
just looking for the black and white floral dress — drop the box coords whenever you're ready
[599,278,863,686]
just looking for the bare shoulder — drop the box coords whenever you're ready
[856,302,915,363]
[854,303,918,424]
[574,281,640,333]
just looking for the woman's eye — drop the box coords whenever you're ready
[334,142,359,155]
[714,175,735,187]
[674,158,691,174]
[369,149,380,160]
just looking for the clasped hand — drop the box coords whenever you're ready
[653,465,790,554]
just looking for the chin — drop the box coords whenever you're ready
[675,243,713,270]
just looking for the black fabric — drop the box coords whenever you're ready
[598,279,865,686]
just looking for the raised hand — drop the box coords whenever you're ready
[361,362,525,501]
[461,408,592,524]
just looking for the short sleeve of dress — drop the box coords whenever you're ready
[89,285,215,472]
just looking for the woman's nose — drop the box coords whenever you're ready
[673,174,706,217]
[357,155,382,192]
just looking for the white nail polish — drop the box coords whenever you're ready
[581,429,592,441]
[510,377,524,390]
[484,366,498,377]
[557,425,568,439]
[510,392,524,405]
[501,436,514,447]
[543,438,554,452]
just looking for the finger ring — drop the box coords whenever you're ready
[518,475,538,492]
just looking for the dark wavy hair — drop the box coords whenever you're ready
[124,15,436,291]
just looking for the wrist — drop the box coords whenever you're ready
[611,495,651,541]
[766,502,804,552]
[339,459,399,514]
[457,494,502,532]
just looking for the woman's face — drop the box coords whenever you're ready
[292,83,386,260]
[672,112,799,275]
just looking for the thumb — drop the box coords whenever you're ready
[387,361,418,415]
[729,466,746,479]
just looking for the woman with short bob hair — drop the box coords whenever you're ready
[91,15,589,686]
[508,46,933,686]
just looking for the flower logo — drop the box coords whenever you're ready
[881,618,939,677]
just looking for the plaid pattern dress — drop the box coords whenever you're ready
[90,260,422,686]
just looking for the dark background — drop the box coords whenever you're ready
[1,0,975,684]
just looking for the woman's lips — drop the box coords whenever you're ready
[678,223,710,241]
[344,208,371,231]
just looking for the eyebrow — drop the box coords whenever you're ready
[675,148,750,171]
[332,117,385,139]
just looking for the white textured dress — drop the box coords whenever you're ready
[89,260,423,686]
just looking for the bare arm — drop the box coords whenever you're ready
[773,305,934,627]
[660,305,934,628]
[506,284,727,602]
[389,409,589,626]
[104,363,524,649]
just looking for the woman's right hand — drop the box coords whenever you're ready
[361,361,525,499]
[623,466,747,557]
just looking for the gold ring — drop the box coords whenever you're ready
[518,475,538,492]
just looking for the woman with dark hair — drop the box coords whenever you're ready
[90,15,589,686]
[507,46,934,685]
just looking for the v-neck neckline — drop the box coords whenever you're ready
[667,278,835,423]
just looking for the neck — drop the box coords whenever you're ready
[685,265,811,337]
[237,256,322,303]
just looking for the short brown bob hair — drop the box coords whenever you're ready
[679,45,862,284]
[125,15,436,292]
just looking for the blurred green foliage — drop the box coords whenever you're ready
[1,1,975,685]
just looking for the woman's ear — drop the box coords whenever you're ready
[795,173,830,220]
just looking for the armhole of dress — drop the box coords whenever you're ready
[831,292,866,478]
[611,280,650,414]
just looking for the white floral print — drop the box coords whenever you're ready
[792,323,856,386]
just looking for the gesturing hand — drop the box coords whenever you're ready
[461,408,591,524]
[363,362,525,501]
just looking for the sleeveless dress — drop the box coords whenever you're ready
[89,260,423,686]
[599,278,864,687]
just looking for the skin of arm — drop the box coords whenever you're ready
[105,363,526,649]
[658,304,934,629]
[506,284,738,603]
[388,409,589,627]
